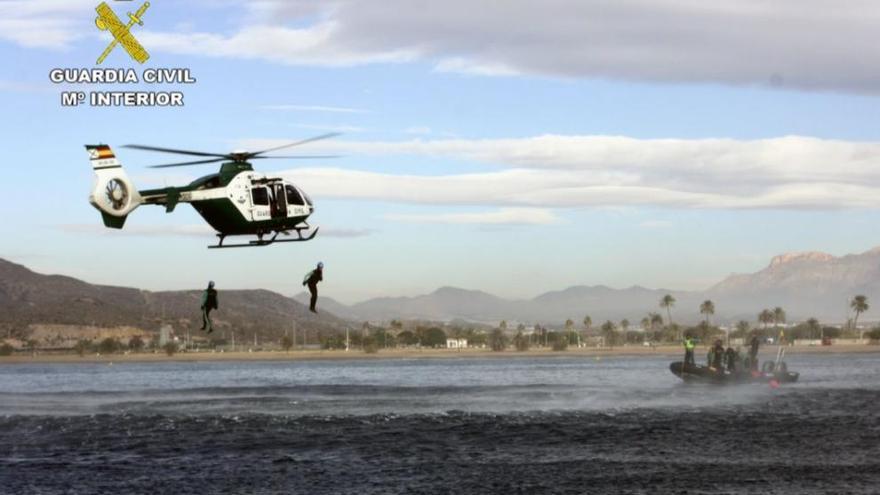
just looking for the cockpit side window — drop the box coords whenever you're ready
[251,187,269,205]
[285,185,305,205]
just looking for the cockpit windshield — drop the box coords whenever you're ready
[285,185,305,205]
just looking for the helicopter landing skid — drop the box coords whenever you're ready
[208,227,319,249]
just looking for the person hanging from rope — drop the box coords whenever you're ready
[200,281,218,333]
[303,262,324,313]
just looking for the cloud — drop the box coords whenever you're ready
[139,1,880,93]
[8,1,880,92]
[386,208,561,225]
[294,123,368,133]
[269,134,880,210]
[639,220,673,229]
[261,104,368,113]
[58,223,371,239]
[404,126,432,135]
[0,80,55,93]
[57,223,212,237]
[318,227,375,238]
[0,0,94,49]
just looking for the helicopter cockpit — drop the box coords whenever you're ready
[250,182,311,219]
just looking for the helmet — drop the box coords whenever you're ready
[317,262,324,269]
[208,280,215,288]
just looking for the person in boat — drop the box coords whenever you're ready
[748,332,760,371]
[724,346,737,372]
[683,334,696,366]
[708,339,725,371]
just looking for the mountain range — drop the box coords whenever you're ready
[0,258,348,340]
[295,246,880,325]
[2,245,878,340]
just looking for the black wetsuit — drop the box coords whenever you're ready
[749,336,760,370]
[201,288,218,332]
[304,268,323,312]
[712,344,724,370]
[725,347,736,372]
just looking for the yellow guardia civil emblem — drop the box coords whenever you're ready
[95,1,150,65]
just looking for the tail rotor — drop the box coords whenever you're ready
[86,144,142,228]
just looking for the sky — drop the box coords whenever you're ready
[2,0,880,303]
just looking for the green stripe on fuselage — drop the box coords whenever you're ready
[190,198,309,235]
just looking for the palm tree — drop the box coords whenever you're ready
[736,320,750,337]
[758,309,773,330]
[620,319,630,345]
[649,312,663,334]
[601,320,617,348]
[773,307,786,327]
[699,300,715,326]
[583,316,592,334]
[565,318,575,345]
[772,307,787,343]
[850,295,869,340]
[806,317,820,341]
[660,294,676,336]
[390,319,403,349]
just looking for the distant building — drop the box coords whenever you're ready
[446,338,467,349]
[159,324,173,346]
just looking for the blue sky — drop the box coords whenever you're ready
[2,0,880,303]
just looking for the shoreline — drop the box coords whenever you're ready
[1,344,877,365]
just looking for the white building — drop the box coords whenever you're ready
[446,338,468,349]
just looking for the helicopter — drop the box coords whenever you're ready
[85,134,338,248]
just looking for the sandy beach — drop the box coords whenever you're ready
[1,343,877,365]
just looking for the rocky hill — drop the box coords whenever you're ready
[0,258,349,341]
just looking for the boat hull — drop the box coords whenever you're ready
[669,361,799,385]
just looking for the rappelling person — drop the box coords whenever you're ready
[200,280,218,333]
[303,262,324,313]
[683,334,696,367]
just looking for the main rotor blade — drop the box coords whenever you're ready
[124,144,228,158]
[148,158,226,168]
[250,155,341,160]
[251,132,341,157]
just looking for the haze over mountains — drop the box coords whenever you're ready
[2,245,878,337]
[296,246,880,325]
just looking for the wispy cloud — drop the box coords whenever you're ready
[386,208,561,225]
[0,0,94,49]
[131,1,880,93]
[0,80,56,93]
[262,104,368,114]
[57,223,212,238]
[58,223,371,239]
[638,220,673,229]
[9,1,880,93]
[294,123,368,133]
[404,126,432,135]
[266,134,880,210]
[319,227,375,238]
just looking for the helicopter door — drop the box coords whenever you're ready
[250,186,270,221]
[271,183,287,219]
